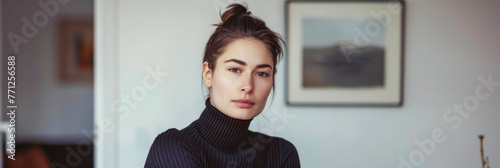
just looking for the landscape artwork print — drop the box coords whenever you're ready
[302,17,385,88]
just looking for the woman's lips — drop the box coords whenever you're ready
[232,99,255,108]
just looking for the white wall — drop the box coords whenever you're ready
[101,0,500,167]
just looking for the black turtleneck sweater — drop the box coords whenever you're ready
[144,98,300,167]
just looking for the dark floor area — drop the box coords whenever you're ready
[3,144,93,168]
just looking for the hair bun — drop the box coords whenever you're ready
[217,3,251,26]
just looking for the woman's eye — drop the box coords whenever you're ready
[229,68,240,73]
[256,72,269,77]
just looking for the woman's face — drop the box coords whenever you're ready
[203,38,274,120]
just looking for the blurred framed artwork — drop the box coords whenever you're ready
[286,1,404,106]
[58,16,94,83]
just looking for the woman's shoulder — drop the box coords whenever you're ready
[151,128,193,146]
[251,132,299,155]
[251,131,301,167]
[145,128,200,167]
[276,136,298,152]
[147,128,199,157]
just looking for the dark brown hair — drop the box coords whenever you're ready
[202,3,285,90]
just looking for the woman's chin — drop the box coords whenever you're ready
[229,109,259,120]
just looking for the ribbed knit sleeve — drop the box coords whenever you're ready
[144,129,199,168]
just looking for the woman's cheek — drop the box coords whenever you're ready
[256,79,272,98]
[217,74,235,94]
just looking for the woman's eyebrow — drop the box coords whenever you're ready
[224,59,272,69]
[224,59,246,66]
[256,64,272,69]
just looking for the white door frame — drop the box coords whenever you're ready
[94,0,119,167]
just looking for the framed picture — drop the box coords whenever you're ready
[286,0,404,106]
[58,16,94,83]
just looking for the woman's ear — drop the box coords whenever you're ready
[202,62,213,88]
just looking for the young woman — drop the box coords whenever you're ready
[145,4,300,167]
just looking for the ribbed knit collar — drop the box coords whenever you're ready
[194,98,253,152]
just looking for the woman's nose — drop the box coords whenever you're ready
[240,73,253,94]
